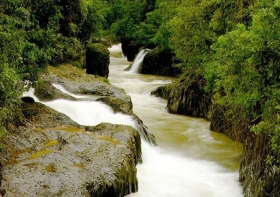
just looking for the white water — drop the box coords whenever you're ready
[109,45,244,197]
[23,88,137,128]
[129,49,150,73]
[23,45,244,197]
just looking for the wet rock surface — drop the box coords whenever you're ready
[38,64,156,145]
[86,43,110,78]
[240,131,280,197]
[141,48,181,77]
[166,73,211,118]
[1,102,141,197]
[152,71,280,197]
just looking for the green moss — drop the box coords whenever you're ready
[46,64,109,84]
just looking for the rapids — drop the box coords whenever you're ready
[109,45,243,197]
[23,44,244,197]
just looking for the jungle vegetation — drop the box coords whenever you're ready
[1,0,280,168]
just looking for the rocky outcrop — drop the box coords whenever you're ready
[121,39,143,62]
[120,38,155,62]
[1,102,141,197]
[151,84,172,100]
[39,64,157,146]
[209,105,249,143]
[152,67,280,196]
[34,80,75,101]
[86,43,110,78]
[239,131,280,197]
[141,48,181,77]
[166,73,212,118]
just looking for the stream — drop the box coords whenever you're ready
[24,44,244,196]
[109,44,244,197]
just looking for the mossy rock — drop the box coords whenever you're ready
[167,72,211,118]
[141,47,181,77]
[151,83,173,100]
[86,43,110,78]
[34,80,75,101]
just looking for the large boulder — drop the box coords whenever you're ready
[120,38,155,62]
[34,80,75,101]
[121,38,140,62]
[38,64,157,145]
[151,84,173,100]
[141,48,181,77]
[1,102,141,197]
[86,43,110,78]
[166,73,212,118]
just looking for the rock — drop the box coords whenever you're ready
[141,48,181,77]
[121,38,142,62]
[240,131,280,197]
[39,64,156,145]
[120,38,155,62]
[209,104,248,143]
[34,80,75,101]
[96,96,157,146]
[166,73,211,118]
[86,43,110,78]
[96,96,133,114]
[151,84,173,100]
[1,102,141,197]
[21,97,35,103]
[41,64,126,99]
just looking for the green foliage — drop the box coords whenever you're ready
[204,0,280,166]
[0,64,24,130]
[0,0,111,145]
[86,43,110,60]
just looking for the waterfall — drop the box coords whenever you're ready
[109,44,244,197]
[21,44,244,197]
[23,87,137,128]
[129,49,150,73]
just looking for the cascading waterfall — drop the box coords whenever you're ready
[23,87,137,128]
[109,44,244,197]
[22,44,244,197]
[129,49,150,73]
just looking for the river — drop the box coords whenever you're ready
[108,44,243,197]
[25,44,244,196]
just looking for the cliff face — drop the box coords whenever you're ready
[240,131,280,197]
[152,73,211,119]
[153,74,280,197]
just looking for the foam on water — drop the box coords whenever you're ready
[129,141,242,197]
[129,49,150,73]
[23,87,137,128]
[108,44,243,197]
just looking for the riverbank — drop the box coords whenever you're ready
[152,72,280,197]
[0,63,147,197]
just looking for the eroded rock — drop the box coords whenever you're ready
[166,73,211,119]
[141,48,181,77]
[1,102,141,197]
[37,64,156,145]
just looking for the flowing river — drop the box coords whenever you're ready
[109,44,244,197]
[25,44,244,196]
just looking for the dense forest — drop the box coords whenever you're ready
[1,0,280,195]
